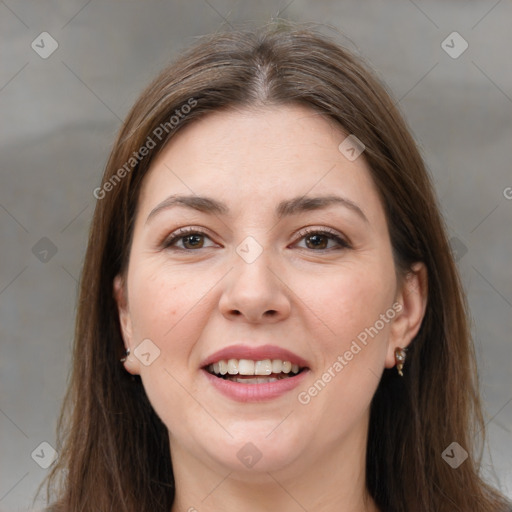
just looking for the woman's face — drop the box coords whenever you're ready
[115,104,425,478]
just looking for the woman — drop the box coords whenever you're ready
[42,21,511,512]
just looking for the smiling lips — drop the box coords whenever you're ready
[201,344,310,396]
[208,358,302,383]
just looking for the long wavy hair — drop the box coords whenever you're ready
[41,21,510,512]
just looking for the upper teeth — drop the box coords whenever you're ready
[208,359,300,376]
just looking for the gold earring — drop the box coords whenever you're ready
[394,347,407,377]
[120,347,130,363]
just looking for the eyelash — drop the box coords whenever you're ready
[162,226,351,252]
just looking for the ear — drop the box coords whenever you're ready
[113,275,141,375]
[385,262,428,369]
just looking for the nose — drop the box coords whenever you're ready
[218,246,291,324]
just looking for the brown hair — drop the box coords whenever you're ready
[41,20,511,512]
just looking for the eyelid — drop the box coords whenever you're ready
[292,226,351,250]
[160,227,217,252]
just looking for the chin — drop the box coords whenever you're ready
[203,425,306,476]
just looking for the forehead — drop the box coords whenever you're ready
[137,104,383,224]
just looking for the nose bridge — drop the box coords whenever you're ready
[232,234,277,293]
[218,233,290,322]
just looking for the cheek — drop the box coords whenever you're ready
[125,264,211,429]
[291,261,395,348]
[290,260,395,417]
[128,259,204,332]
[126,262,207,369]
[265,277,392,452]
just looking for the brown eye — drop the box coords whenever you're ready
[304,233,329,250]
[295,228,351,251]
[181,234,205,249]
[163,229,216,251]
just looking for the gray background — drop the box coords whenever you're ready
[1,1,511,510]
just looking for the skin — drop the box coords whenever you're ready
[114,104,428,512]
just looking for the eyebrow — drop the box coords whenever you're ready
[146,193,369,224]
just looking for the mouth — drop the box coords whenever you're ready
[200,344,311,401]
[204,358,307,384]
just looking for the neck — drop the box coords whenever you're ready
[169,423,379,512]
